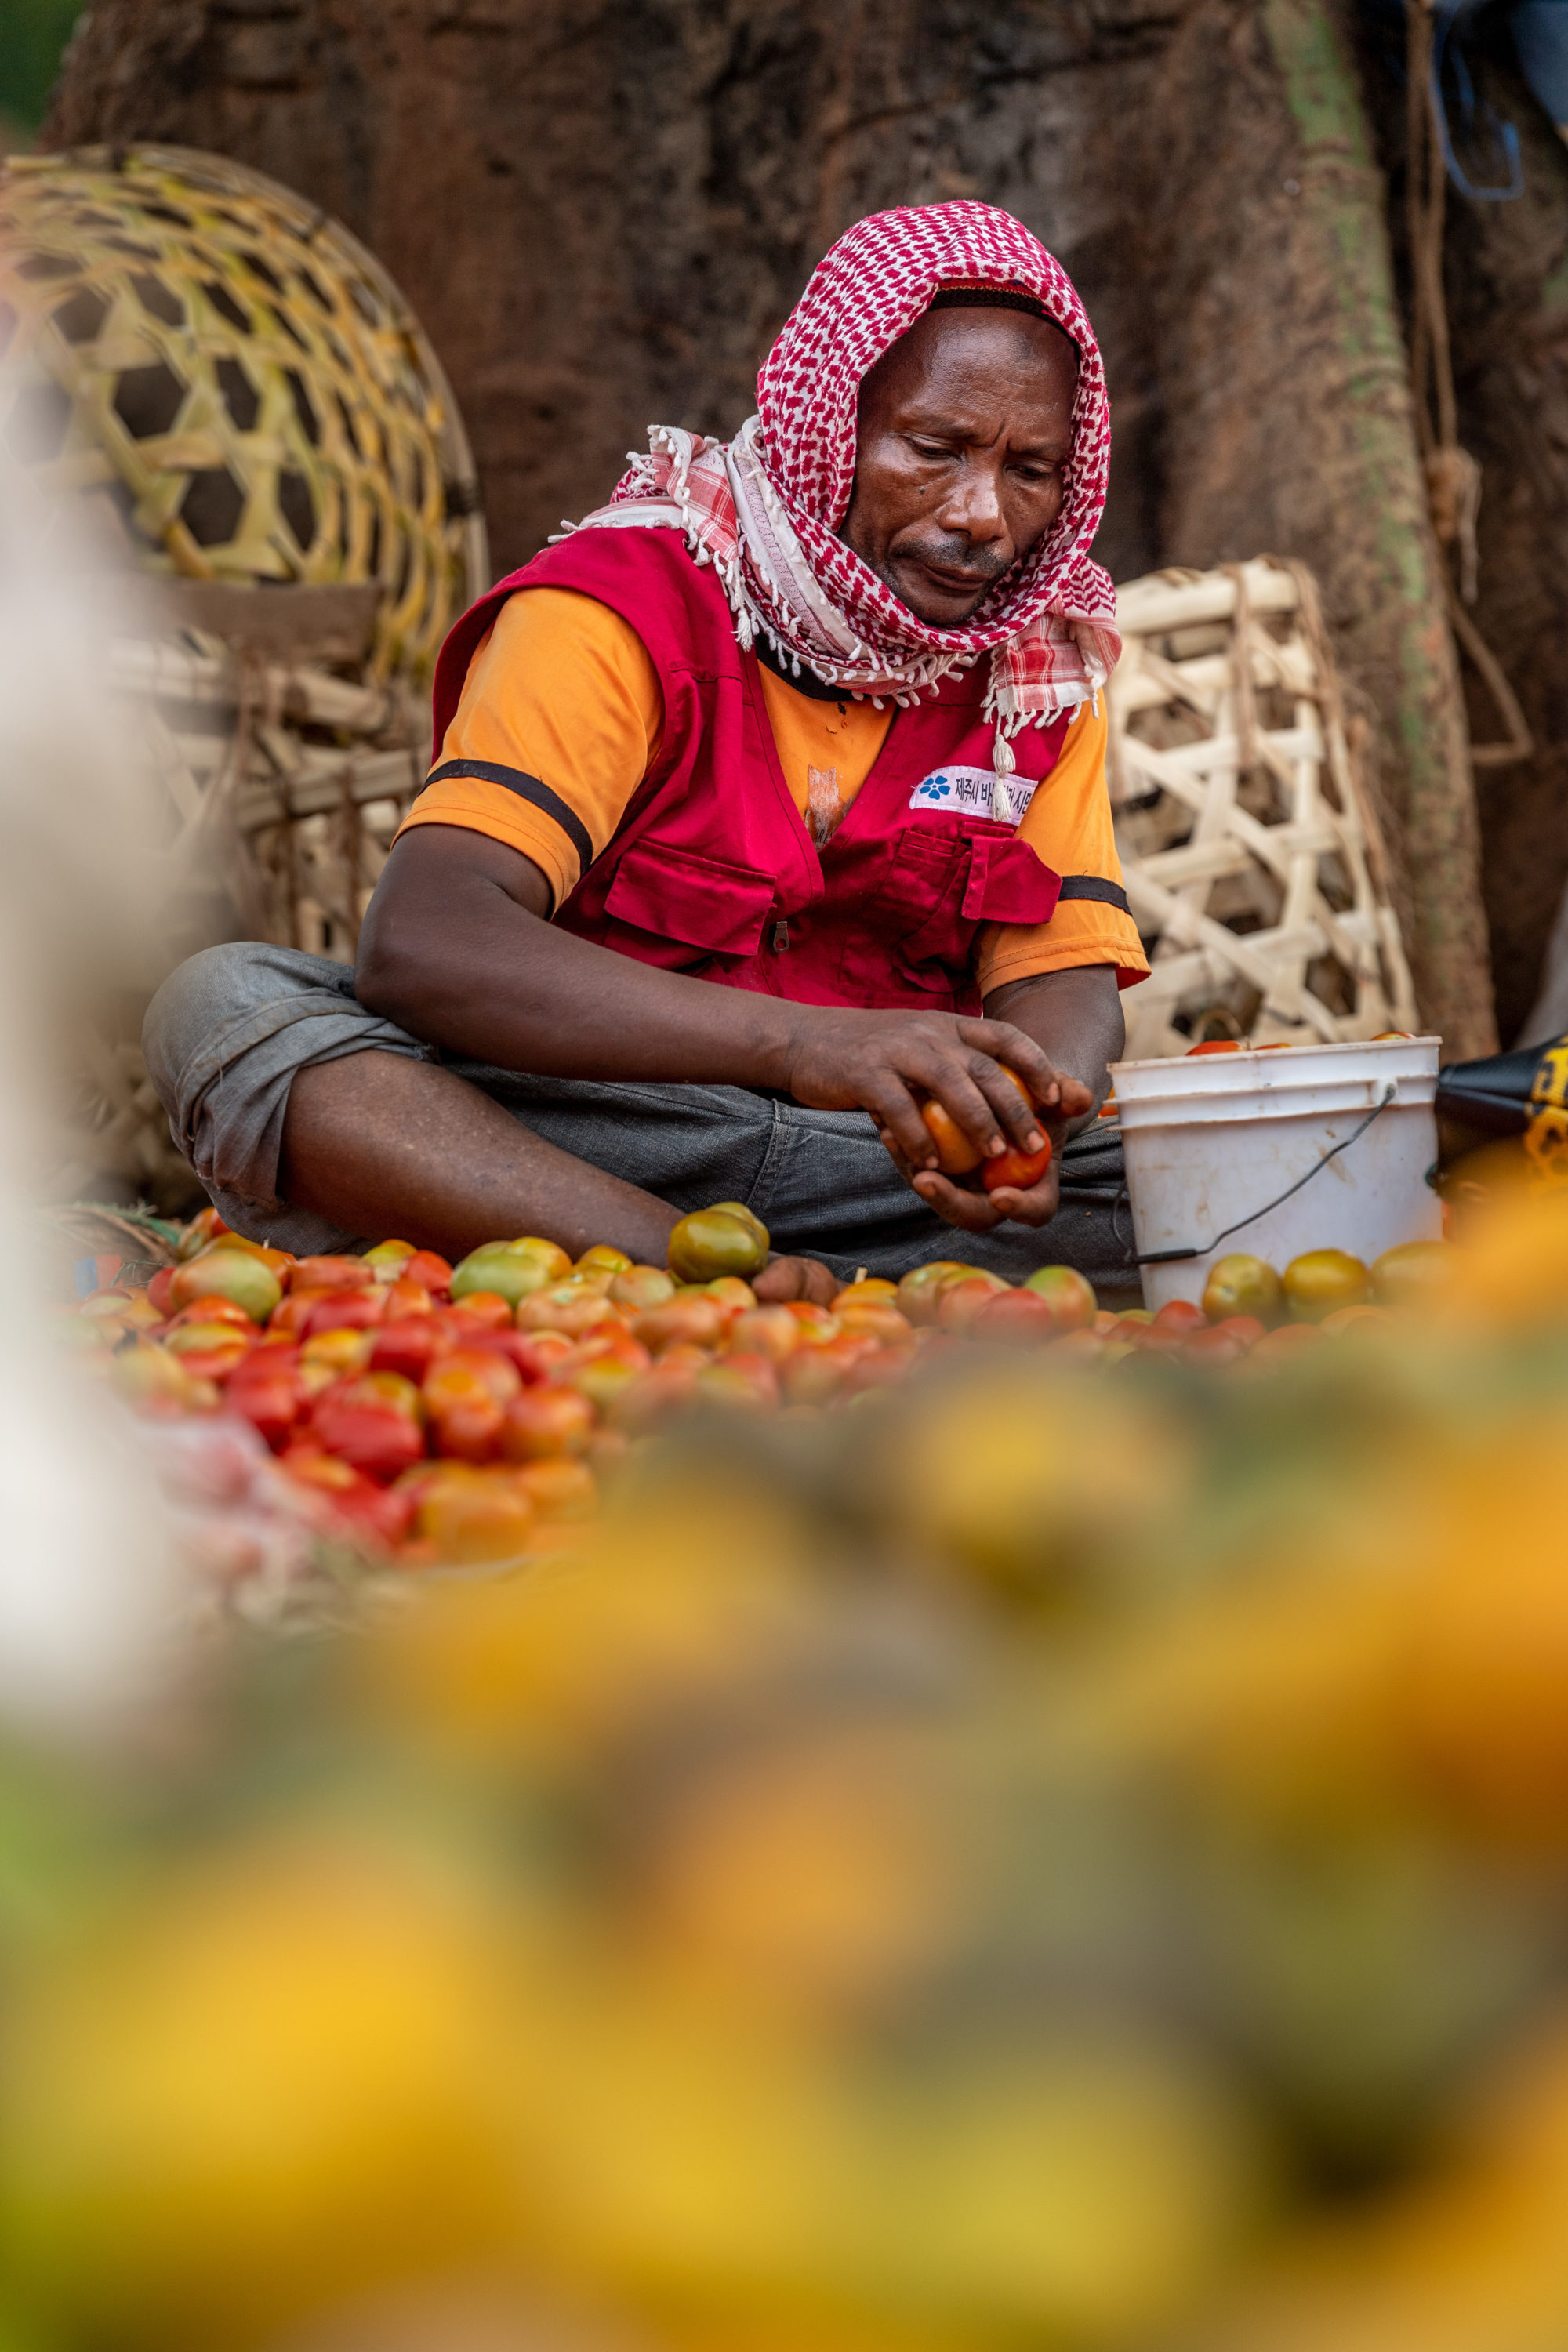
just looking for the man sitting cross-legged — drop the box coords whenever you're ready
[146,201,1148,1300]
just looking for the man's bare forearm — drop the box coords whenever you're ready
[358,830,804,1087]
[984,964,1124,1131]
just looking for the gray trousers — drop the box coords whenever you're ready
[142,942,1135,1291]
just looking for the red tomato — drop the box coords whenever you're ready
[936,1275,1011,1332]
[302,1288,390,1340]
[456,1326,556,1384]
[291,1254,376,1294]
[606,1363,702,1434]
[227,1349,308,1453]
[269,1288,334,1337]
[1152,1298,1207,1334]
[778,1341,862,1406]
[1214,1314,1267,1348]
[147,1265,178,1317]
[369,1318,448,1385]
[382,1276,436,1319]
[1185,1039,1243,1056]
[310,1376,427,1483]
[971,1288,1059,1342]
[164,1328,254,1383]
[1022,1266,1098,1330]
[424,1347,521,1461]
[391,1249,452,1294]
[838,1345,913,1396]
[1184,1325,1247,1365]
[165,1297,256,1334]
[279,1445,413,1548]
[982,1137,1053,1192]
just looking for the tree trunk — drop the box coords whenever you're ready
[45,0,1499,1051]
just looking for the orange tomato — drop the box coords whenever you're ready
[511,1458,597,1522]
[779,1341,863,1406]
[500,1387,596,1462]
[918,1096,983,1176]
[1185,1038,1243,1056]
[424,1347,522,1462]
[518,1283,630,1338]
[446,1289,515,1331]
[728,1305,801,1361]
[633,1296,726,1354]
[783,1300,843,1345]
[695,1352,782,1411]
[833,1279,900,1311]
[608,1264,677,1312]
[835,1302,915,1349]
[415,1468,535,1566]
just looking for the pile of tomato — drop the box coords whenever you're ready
[69,1198,1446,1572]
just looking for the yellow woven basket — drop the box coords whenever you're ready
[0,143,488,681]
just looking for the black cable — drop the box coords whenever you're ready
[1115,1083,1398,1266]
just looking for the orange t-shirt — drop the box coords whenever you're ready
[399,585,1149,994]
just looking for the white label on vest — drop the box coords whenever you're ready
[908,766,1039,827]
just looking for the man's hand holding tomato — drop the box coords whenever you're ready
[845,965,1117,1236]
[877,1064,1093,1234]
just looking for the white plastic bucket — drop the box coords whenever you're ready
[1110,1036,1444,1312]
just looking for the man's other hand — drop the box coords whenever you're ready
[755,1254,840,1305]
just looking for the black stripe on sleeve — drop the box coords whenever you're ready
[424,760,595,872]
[1056,875,1131,914]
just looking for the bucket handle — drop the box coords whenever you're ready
[1111,1082,1399,1267]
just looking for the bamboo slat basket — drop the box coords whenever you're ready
[0,146,490,1207]
[1108,558,1417,1056]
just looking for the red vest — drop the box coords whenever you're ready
[430,529,1075,1015]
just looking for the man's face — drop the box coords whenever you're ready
[840,307,1080,628]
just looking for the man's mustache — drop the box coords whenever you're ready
[901,534,1011,584]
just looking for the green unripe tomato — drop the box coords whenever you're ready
[167,1248,281,1325]
[450,1243,563,1307]
[667,1206,769,1283]
[709,1200,770,1248]
[1201,1253,1283,1325]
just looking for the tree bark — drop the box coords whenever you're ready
[45,0,1498,1051]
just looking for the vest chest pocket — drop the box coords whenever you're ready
[602,837,778,968]
[880,826,1062,991]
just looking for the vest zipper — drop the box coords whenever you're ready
[772,920,790,953]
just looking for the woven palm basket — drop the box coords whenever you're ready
[0,143,487,679]
[1108,559,1417,1056]
[0,145,490,1207]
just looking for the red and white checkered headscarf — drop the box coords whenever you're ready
[566,201,1119,769]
